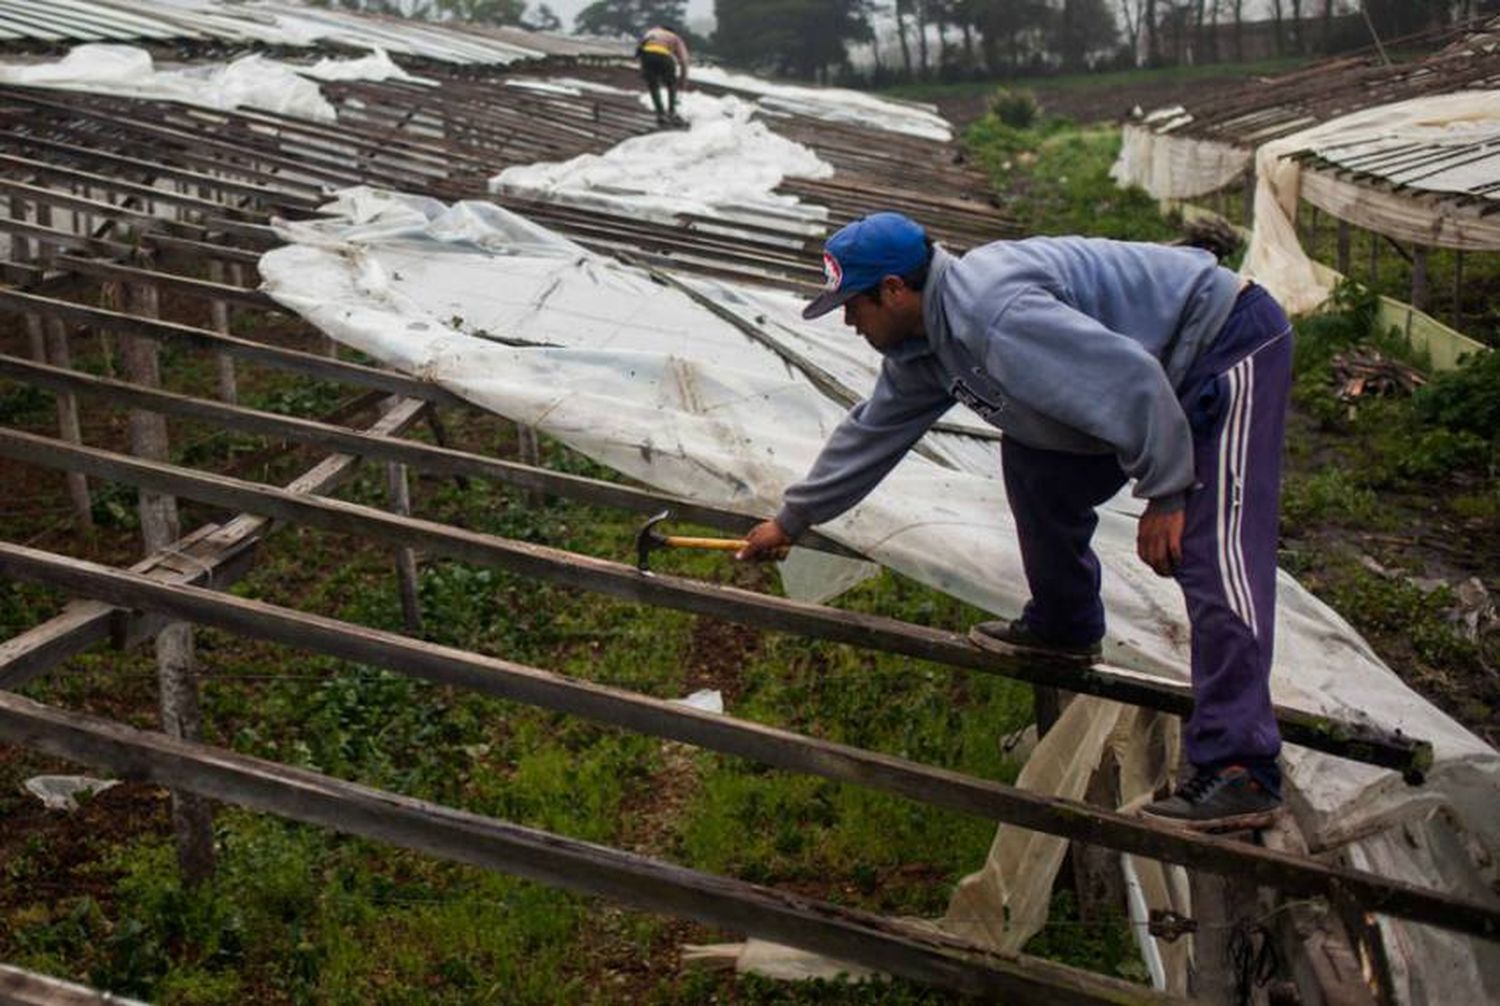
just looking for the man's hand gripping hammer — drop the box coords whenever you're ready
[634,509,787,573]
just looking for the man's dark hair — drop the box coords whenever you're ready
[876,236,930,295]
[901,237,936,291]
[866,237,934,296]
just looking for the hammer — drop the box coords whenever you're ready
[634,509,785,573]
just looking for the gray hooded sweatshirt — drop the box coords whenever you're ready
[775,236,1242,539]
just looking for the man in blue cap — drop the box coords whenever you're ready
[737,211,1293,831]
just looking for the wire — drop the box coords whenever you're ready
[1228,919,1281,1006]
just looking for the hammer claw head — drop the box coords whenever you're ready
[635,509,673,572]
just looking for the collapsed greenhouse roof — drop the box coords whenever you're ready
[0,0,623,63]
[0,10,1497,1005]
[1116,15,1500,213]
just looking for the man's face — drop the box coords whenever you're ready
[842,281,919,352]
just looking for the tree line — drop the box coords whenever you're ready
[305,0,1497,83]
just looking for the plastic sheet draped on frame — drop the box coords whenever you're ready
[0,43,430,122]
[261,189,1500,1003]
[1246,90,1500,314]
[1111,123,1251,201]
[490,92,834,230]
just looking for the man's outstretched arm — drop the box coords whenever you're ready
[739,362,951,560]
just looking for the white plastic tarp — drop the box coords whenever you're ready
[491,92,834,230]
[1245,90,1500,314]
[1111,122,1250,201]
[299,46,433,86]
[261,187,1500,1002]
[692,65,952,142]
[0,44,337,121]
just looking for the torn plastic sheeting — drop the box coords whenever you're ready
[261,190,1500,1000]
[692,65,952,142]
[490,93,832,231]
[0,44,337,122]
[300,46,434,86]
[24,774,119,811]
[1111,123,1250,201]
[502,77,634,98]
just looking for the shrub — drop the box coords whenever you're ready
[988,87,1040,128]
[1414,347,1500,441]
[1281,469,1381,532]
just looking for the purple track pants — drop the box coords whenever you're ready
[1002,285,1293,776]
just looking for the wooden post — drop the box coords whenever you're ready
[1188,844,1260,1005]
[122,278,216,885]
[516,422,543,506]
[1071,752,1125,924]
[1335,220,1351,276]
[1034,687,1065,737]
[379,403,423,634]
[8,192,33,261]
[207,261,238,405]
[42,319,95,532]
[1411,246,1429,314]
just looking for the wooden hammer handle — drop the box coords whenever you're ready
[662,536,747,551]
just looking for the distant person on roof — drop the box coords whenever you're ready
[637,24,689,129]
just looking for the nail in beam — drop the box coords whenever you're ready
[0,690,1177,1006]
[0,426,1433,781]
[0,543,1495,943]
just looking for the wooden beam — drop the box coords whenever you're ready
[0,690,1174,1005]
[0,399,428,692]
[0,543,1494,943]
[0,290,468,409]
[0,426,1434,781]
[0,963,147,1006]
[54,254,279,314]
[0,352,861,559]
[0,134,323,208]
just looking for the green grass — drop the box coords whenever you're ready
[2,394,1108,1003]
[965,114,1177,242]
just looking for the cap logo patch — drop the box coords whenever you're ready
[821,252,843,292]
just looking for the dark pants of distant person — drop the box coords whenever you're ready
[1000,284,1293,792]
[638,50,678,122]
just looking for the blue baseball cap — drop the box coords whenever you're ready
[803,212,929,320]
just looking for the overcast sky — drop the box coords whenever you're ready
[539,0,717,34]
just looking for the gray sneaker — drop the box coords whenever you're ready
[1142,765,1283,832]
[968,618,1101,662]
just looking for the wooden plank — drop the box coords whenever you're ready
[0,352,861,559]
[0,134,323,208]
[55,254,279,314]
[0,544,1494,944]
[0,691,1174,1005]
[0,963,147,1005]
[0,426,1434,781]
[0,154,254,220]
[0,290,467,409]
[0,399,428,691]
